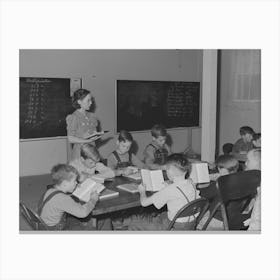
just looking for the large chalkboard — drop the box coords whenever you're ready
[116,80,200,132]
[20,77,74,139]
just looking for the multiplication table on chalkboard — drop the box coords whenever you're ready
[116,80,200,132]
[20,77,74,139]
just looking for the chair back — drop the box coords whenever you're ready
[217,170,261,230]
[217,170,261,203]
[167,198,209,230]
[20,202,48,230]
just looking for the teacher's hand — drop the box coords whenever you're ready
[83,131,102,141]
[87,135,101,141]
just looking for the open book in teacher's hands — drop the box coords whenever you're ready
[85,130,109,139]
[72,178,105,202]
[140,169,165,192]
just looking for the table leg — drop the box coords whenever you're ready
[96,218,113,230]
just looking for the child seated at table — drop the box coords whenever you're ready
[38,164,99,230]
[143,124,171,170]
[222,143,233,155]
[70,143,115,182]
[198,155,239,230]
[128,153,198,230]
[199,155,239,199]
[232,126,255,155]
[107,130,145,175]
[244,149,261,230]
[245,148,261,171]
[252,133,261,149]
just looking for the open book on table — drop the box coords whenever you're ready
[72,178,119,202]
[123,166,141,181]
[140,169,165,192]
[189,162,210,184]
[124,172,141,180]
[72,178,105,202]
[90,174,105,184]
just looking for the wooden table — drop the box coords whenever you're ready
[91,176,141,217]
[92,177,213,217]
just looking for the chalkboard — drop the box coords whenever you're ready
[20,77,74,139]
[116,80,200,132]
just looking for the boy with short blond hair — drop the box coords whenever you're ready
[38,164,99,230]
[70,143,115,181]
[107,130,145,175]
[129,153,198,230]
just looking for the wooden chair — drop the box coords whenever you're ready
[202,170,261,230]
[20,201,49,230]
[167,198,209,230]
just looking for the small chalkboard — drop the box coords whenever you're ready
[116,80,200,132]
[20,77,74,139]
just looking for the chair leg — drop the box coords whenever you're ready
[201,203,221,230]
[220,204,229,230]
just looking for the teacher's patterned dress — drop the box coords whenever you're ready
[66,110,98,160]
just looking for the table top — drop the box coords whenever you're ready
[91,176,212,216]
[91,176,141,216]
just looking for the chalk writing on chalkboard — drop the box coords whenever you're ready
[20,78,74,139]
[116,80,200,132]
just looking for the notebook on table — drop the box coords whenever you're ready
[123,171,141,181]
[90,174,105,184]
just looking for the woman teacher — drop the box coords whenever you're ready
[66,88,101,159]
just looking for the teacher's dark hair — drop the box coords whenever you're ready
[72,88,91,109]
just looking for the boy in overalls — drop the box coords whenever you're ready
[38,164,99,230]
[107,130,145,176]
[143,124,171,170]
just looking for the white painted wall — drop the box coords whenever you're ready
[20,138,68,176]
[218,50,261,153]
[20,50,202,176]
[201,50,217,163]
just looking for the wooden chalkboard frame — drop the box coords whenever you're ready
[115,79,201,133]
